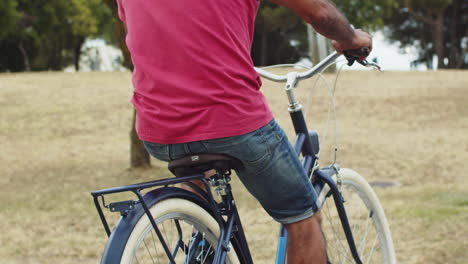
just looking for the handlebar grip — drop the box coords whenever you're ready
[344,47,371,66]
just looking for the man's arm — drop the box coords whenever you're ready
[271,0,372,54]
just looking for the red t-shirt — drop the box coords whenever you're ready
[117,0,272,144]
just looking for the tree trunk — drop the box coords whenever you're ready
[308,25,336,72]
[103,0,133,70]
[130,109,151,168]
[432,13,445,69]
[103,0,149,168]
[18,40,31,71]
[448,0,462,69]
[404,4,450,70]
[74,36,85,72]
[48,39,64,70]
[308,25,320,66]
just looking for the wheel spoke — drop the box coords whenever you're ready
[358,210,372,258]
[319,170,394,264]
[323,195,354,262]
[125,213,226,263]
[142,239,157,264]
[364,232,379,264]
[150,229,162,263]
[103,198,240,263]
[161,221,174,254]
[200,244,213,263]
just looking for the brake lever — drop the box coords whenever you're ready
[343,47,383,72]
[345,54,383,72]
[357,59,383,72]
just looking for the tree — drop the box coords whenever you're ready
[69,0,98,71]
[0,0,37,72]
[69,0,115,71]
[383,0,467,69]
[31,0,75,70]
[0,0,148,166]
[103,0,150,168]
[0,0,114,72]
[102,0,132,69]
[0,0,19,40]
[251,0,399,66]
[251,2,308,66]
[309,0,397,67]
[0,0,72,71]
[334,0,398,30]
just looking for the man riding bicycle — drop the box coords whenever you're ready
[115,0,372,262]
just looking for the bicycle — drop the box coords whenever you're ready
[91,50,396,264]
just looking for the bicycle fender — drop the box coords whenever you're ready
[100,186,214,264]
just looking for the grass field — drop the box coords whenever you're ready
[1,70,467,263]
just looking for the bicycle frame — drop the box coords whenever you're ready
[91,51,365,264]
[259,51,365,264]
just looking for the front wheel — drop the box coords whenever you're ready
[318,168,396,264]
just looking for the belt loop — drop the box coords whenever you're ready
[269,118,276,128]
[184,143,191,155]
[168,144,173,160]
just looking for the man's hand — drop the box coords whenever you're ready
[332,29,372,57]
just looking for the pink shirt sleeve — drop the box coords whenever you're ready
[116,0,126,22]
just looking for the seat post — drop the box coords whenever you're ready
[209,171,232,198]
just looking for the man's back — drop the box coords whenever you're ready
[117,0,272,144]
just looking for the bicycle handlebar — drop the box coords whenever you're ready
[254,52,342,83]
[255,49,381,83]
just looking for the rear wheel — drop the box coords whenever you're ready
[104,197,240,264]
[318,168,396,264]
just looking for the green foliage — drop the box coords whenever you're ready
[334,0,398,30]
[90,0,116,43]
[251,0,398,66]
[0,0,115,72]
[252,2,307,65]
[252,0,466,69]
[404,0,452,12]
[0,0,20,40]
[70,0,99,37]
[3,0,463,71]
[383,0,467,69]
[259,3,300,33]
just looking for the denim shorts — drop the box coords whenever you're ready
[143,119,319,224]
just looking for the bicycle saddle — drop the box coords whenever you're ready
[168,154,243,177]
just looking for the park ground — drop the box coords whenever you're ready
[0,69,467,263]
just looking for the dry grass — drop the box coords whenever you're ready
[0,70,467,263]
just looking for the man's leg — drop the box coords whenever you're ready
[180,170,215,197]
[184,120,327,262]
[285,212,327,264]
[200,120,327,262]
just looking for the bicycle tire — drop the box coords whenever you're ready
[318,168,396,264]
[102,189,240,264]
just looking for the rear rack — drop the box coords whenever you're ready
[91,174,205,236]
[91,174,213,264]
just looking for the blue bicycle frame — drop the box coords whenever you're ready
[259,51,364,264]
